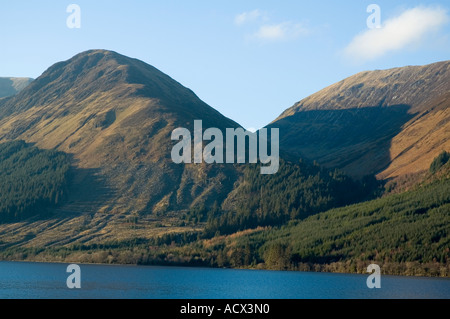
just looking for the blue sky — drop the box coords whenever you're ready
[1,1,449,130]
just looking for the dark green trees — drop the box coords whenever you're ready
[0,141,71,222]
[430,151,450,174]
[205,159,375,236]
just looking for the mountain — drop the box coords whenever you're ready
[270,61,450,181]
[0,77,33,98]
[0,50,368,250]
[0,49,243,245]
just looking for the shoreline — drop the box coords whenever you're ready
[1,257,449,279]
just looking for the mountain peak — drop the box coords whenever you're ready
[0,49,240,222]
[0,49,232,124]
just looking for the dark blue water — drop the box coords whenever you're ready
[0,261,448,299]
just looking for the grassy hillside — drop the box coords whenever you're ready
[0,50,241,219]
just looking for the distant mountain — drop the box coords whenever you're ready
[0,77,33,98]
[270,61,450,180]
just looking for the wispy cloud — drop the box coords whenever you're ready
[255,22,309,41]
[235,9,309,43]
[344,6,449,62]
[234,9,265,26]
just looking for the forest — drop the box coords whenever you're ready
[181,159,378,237]
[0,140,71,222]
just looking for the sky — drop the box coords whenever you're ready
[1,1,449,131]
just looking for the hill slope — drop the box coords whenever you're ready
[271,61,450,180]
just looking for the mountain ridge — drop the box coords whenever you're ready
[271,60,450,180]
[276,60,450,117]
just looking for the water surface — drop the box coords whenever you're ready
[0,261,448,299]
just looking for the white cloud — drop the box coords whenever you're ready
[344,6,449,62]
[254,22,309,41]
[235,9,309,42]
[235,9,264,26]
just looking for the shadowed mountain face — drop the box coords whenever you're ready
[271,105,414,178]
[271,61,450,179]
[0,50,241,219]
[0,77,33,98]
